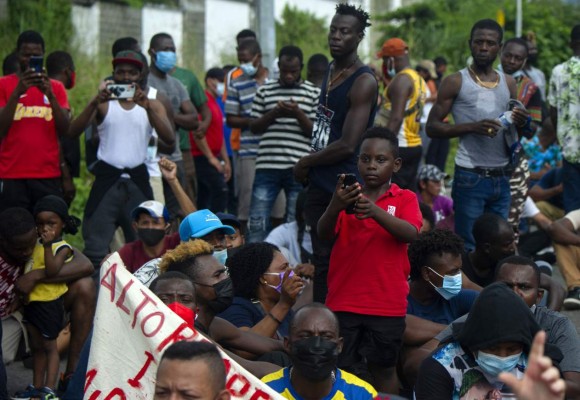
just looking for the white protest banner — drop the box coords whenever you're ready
[85,252,284,400]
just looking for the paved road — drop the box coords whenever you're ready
[6,270,580,395]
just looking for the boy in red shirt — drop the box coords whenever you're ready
[318,127,422,393]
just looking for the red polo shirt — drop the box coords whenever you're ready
[326,184,422,317]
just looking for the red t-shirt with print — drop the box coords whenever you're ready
[326,184,422,317]
[0,74,69,178]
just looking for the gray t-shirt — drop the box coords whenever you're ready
[148,73,190,162]
[435,306,580,373]
[452,68,514,168]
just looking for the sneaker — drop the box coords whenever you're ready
[12,384,41,400]
[563,287,580,310]
[56,372,73,396]
[38,387,59,400]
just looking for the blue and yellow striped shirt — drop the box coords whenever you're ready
[262,368,377,400]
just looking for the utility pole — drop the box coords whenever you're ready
[516,0,522,37]
[256,0,275,71]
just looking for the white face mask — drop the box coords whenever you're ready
[216,82,225,97]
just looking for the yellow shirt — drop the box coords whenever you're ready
[25,240,73,302]
[383,68,426,147]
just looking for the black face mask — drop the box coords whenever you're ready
[528,53,538,66]
[207,277,234,314]
[137,228,166,247]
[290,336,339,381]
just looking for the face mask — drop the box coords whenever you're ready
[154,51,177,73]
[427,267,462,300]
[263,270,295,293]
[167,302,196,329]
[385,58,396,77]
[530,304,537,314]
[69,71,76,89]
[290,336,339,381]
[137,228,166,247]
[213,248,228,266]
[476,350,522,377]
[512,69,525,79]
[240,61,258,77]
[207,277,234,314]
[216,82,225,97]
[528,53,538,65]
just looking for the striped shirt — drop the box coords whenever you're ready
[262,367,377,400]
[225,73,261,159]
[252,81,320,169]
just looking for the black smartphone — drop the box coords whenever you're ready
[339,173,358,214]
[29,56,43,73]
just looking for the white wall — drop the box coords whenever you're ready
[72,3,101,56]
[204,0,252,69]
[142,6,184,63]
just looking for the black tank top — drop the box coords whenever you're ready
[309,65,377,193]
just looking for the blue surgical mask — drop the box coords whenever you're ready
[387,57,397,77]
[155,51,177,73]
[213,248,228,266]
[427,267,462,300]
[476,350,522,377]
[216,82,225,97]
[240,61,258,77]
[263,270,295,293]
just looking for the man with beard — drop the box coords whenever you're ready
[262,303,377,400]
[427,19,530,251]
[293,3,377,304]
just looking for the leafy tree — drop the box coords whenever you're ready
[375,0,580,77]
[275,4,330,68]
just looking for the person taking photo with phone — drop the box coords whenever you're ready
[68,50,174,270]
[0,30,70,213]
[318,127,422,393]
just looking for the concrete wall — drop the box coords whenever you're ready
[72,3,101,56]
[99,2,142,56]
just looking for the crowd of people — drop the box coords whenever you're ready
[0,1,579,399]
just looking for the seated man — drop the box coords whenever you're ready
[158,240,285,360]
[463,213,565,309]
[407,229,478,324]
[529,167,564,222]
[133,209,235,286]
[118,158,195,272]
[262,303,378,400]
[546,209,580,308]
[415,164,453,225]
[154,341,230,400]
[424,256,580,398]
[415,282,562,399]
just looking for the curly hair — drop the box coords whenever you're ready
[227,242,279,299]
[408,229,464,281]
[159,239,213,281]
[335,3,371,37]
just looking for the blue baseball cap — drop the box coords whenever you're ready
[131,200,170,221]
[179,209,236,241]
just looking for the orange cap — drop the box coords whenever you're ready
[377,38,409,58]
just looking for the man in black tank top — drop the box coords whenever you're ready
[293,3,377,306]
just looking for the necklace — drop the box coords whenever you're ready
[325,56,359,107]
[468,65,500,89]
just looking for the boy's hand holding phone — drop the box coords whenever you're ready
[330,174,361,213]
[353,196,380,220]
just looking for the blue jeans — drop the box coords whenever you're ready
[248,168,303,243]
[562,159,580,213]
[452,167,511,251]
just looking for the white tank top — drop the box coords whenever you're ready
[97,100,153,169]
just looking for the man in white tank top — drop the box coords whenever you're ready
[68,50,174,268]
[426,19,530,251]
